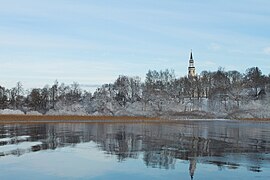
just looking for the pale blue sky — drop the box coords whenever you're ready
[0,0,270,90]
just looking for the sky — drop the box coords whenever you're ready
[0,0,270,91]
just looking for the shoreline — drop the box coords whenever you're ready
[0,114,168,124]
[0,114,269,124]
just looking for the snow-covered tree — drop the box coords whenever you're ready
[0,86,8,109]
[244,67,266,98]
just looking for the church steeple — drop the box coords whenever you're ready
[188,50,196,77]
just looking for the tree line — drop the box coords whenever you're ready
[0,67,269,114]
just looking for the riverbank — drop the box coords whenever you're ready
[0,114,165,124]
[0,114,269,124]
[238,118,270,121]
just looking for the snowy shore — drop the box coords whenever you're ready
[0,109,269,122]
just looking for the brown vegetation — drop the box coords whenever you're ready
[238,118,270,121]
[0,114,269,124]
[0,114,169,124]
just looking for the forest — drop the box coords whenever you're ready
[0,67,270,119]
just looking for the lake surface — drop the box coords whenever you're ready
[0,120,269,179]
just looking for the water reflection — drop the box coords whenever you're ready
[0,120,270,179]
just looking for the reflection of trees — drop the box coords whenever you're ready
[143,145,176,169]
[103,130,140,161]
[246,153,264,172]
[0,122,269,174]
[189,159,196,180]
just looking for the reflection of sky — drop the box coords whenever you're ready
[195,163,270,180]
[0,141,184,179]
[0,141,269,180]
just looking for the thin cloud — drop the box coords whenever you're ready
[0,32,97,50]
[263,47,270,55]
[209,43,221,51]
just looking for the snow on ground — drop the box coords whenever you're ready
[0,96,269,119]
[46,109,88,116]
[228,99,270,119]
[0,109,24,115]
[119,102,157,117]
[26,111,42,115]
[46,103,88,116]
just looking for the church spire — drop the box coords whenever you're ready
[190,50,193,60]
[188,50,196,77]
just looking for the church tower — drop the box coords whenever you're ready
[188,50,196,77]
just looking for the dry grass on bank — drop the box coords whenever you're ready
[0,114,167,124]
[238,118,270,121]
[0,114,269,124]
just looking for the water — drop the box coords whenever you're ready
[0,120,269,179]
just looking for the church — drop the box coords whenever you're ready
[188,51,196,77]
